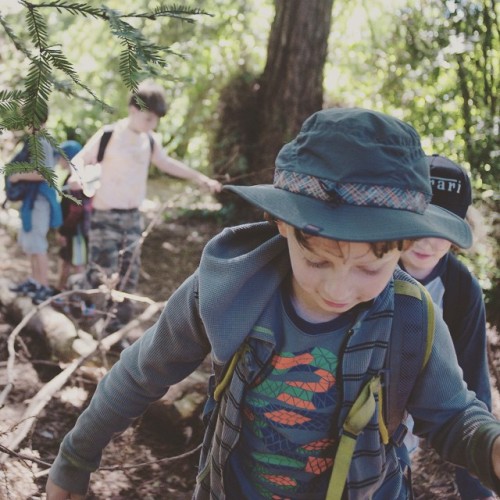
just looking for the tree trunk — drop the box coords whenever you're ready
[212,0,334,221]
[252,0,334,184]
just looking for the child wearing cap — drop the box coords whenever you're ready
[56,140,92,291]
[399,154,494,499]
[46,108,500,500]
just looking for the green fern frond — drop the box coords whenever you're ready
[22,57,52,128]
[119,46,140,91]
[0,114,27,131]
[25,5,49,48]
[30,1,102,18]
[3,162,37,176]
[45,47,80,79]
[0,14,32,58]
[0,90,24,110]
[128,4,211,22]
[24,55,52,98]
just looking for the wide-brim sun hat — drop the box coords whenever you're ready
[224,107,472,248]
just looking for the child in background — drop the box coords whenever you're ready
[399,154,494,499]
[46,108,500,500]
[9,107,62,305]
[68,80,221,333]
[56,140,91,291]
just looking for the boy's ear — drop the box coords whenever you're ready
[276,220,289,238]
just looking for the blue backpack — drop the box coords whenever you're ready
[4,141,40,203]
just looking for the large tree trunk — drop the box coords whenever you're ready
[212,0,334,221]
[252,0,334,184]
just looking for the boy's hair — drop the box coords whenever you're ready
[265,215,407,257]
[129,81,168,118]
[293,227,407,258]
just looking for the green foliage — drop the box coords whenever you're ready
[0,0,209,181]
[324,0,499,324]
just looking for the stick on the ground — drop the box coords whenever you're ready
[0,300,164,463]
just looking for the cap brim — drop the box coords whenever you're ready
[225,184,472,248]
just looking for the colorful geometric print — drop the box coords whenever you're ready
[239,346,339,498]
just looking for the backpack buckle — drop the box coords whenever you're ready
[390,422,408,446]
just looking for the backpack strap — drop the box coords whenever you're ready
[96,127,113,163]
[327,376,382,500]
[147,133,155,156]
[384,278,435,444]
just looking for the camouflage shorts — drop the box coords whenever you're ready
[85,208,144,294]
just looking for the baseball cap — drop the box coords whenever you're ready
[428,154,472,219]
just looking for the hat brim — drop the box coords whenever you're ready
[225,184,472,248]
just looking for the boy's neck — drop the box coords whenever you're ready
[126,120,142,135]
[400,261,434,281]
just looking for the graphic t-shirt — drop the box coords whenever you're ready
[227,288,355,499]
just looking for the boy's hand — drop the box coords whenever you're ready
[57,234,67,247]
[492,435,500,480]
[46,478,85,499]
[198,177,222,194]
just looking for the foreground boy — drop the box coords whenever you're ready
[47,108,500,499]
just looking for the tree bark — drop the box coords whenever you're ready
[252,0,334,184]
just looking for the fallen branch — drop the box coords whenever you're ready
[0,300,164,463]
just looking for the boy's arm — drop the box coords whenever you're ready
[451,274,492,409]
[493,437,500,483]
[151,136,222,193]
[47,272,210,496]
[9,172,45,182]
[67,130,104,189]
[408,309,500,492]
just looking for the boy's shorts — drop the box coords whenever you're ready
[18,196,50,254]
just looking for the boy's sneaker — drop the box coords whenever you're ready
[9,278,40,296]
[32,285,58,305]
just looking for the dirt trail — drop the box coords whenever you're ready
[0,183,498,498]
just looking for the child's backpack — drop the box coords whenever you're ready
[4,141,34,203]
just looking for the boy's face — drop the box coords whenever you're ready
[277,222,402,323]
[128,105,159,133]
[400,238,452,280]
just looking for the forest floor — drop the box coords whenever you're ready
[0,178,498,499]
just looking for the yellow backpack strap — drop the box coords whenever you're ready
[420,284,435,368]
[326,376,381,500]
[213,344,247,402]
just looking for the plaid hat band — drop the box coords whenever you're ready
[274,168,430,213]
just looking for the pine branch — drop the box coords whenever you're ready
[123,4,211,22]
[45,46,110,109]
[0,13,33,58]
[0,90,24,114]
[25,4,49,48]
[20,0,102,18]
